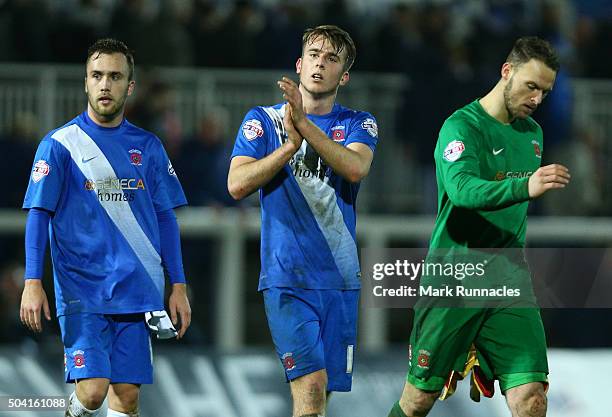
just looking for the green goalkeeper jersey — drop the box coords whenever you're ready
[430,99,543,250]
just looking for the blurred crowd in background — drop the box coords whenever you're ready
[0,0,611,348]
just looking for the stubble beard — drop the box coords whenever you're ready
[87,90,128,122]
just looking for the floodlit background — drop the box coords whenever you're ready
[0,0,611,416]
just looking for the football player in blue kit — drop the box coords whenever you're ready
[20,39,191,417]
[228,25,378,417]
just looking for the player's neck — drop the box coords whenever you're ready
[299,85,337,115]
[87,105,124,128]
[479,83,513,125]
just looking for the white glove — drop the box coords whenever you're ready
[145,310,178,339]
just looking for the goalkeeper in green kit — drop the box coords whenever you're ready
[388,37,570,417]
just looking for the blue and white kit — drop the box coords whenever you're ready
[23,111,187,383]
[232,102,378,391]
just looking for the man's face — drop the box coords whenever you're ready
[503,58,556,120]
[296,36,349,98]
[85,52,134,122]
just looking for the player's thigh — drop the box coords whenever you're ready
[263,287,326,382]
[408,307,485,391]
[109,314,154,385]
[320,289,359,392]
[475,307,548,392]
[59,313,113,382]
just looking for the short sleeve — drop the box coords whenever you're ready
[345,112,378,153]
[22,137,69,212]
[231,108,270,160]
[150,139,188,212]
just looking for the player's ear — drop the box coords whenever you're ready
[501,62,512,81]
[296,57,302,75]
[339,71,350,86]
[127,80,135,96]
[84,77,88,94]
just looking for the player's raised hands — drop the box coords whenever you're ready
[20,279,51,333]
[528,164,571,198]
[278,76,306,125]
[283,103,304,152]
[169,283,191,339]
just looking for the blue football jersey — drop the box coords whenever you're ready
[23,112,187,316]
[231,103,378,290]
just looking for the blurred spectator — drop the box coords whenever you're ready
[542,123,606,216]
[189,0,227,67]
[109,0,159,66]
[51,0,113,62]
[176,108,235,207]
[219,0,267,68]
[127,78,183,157]
[7,0,52,62]
[148,0,195,67]
[0,112,38,208]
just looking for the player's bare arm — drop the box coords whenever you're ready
[278,76,373,183]
[20,278,51,333]
[168,283,191,339]
[528,163,571,198]
[228,105,303,200]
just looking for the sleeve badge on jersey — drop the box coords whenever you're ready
[168,160,176,176]
[532,140,542,158]
[443,140,465,162]
[31,160,50,183]
[361,118,378,138]
[242,119,264,141]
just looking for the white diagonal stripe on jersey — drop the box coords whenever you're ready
[262,105,359,283]
[52,124,164,297]
[262,105,287,148]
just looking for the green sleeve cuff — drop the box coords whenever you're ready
[512,177,531,202]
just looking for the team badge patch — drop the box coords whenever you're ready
[331,125,345,142]
[73,350,85,369]
[168,161,176,176]
[361,118,378,138]
[129,148,143,165]
[443,140,465,162]
[416,349,431,369]
[532,140,541,158]
[31,160,50,183]
[242,119,264,141]
[282,352,296,371]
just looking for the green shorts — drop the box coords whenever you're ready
[407,307,548,394]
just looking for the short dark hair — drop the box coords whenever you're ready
[86,38,135,80]
[302,25,356,72]
[506,36,560,72]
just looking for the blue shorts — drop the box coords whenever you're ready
[263,287,359,392]
[59,313,153,384]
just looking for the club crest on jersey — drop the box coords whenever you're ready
[331,125,345,142]
[443,140,465,162]
[242,119,264,141]
[129,148,143,166]
[361,118,378,138]
[31,160,50,183]
[282,352,296,371]
[73,350,85,369]
[532,140,541,158]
